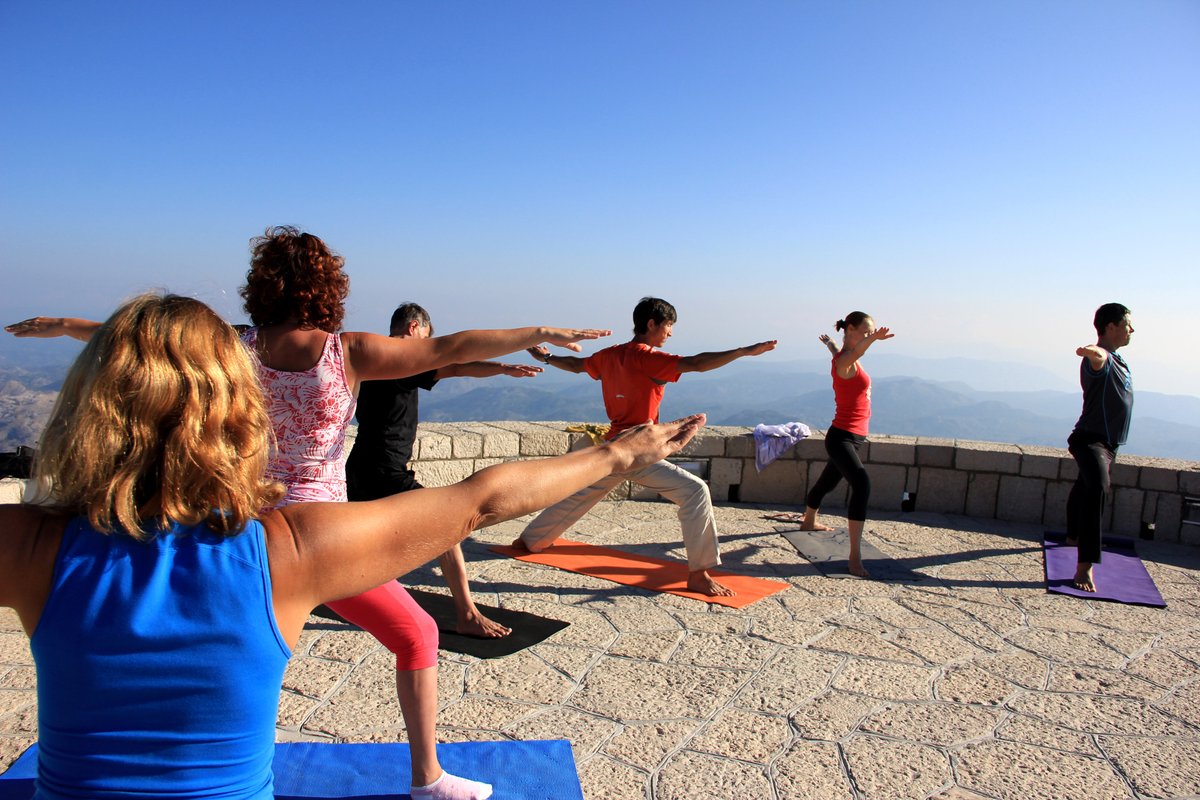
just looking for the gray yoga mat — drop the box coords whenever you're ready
[779,527,928,582]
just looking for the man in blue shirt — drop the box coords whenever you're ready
[1067,302,1134,592]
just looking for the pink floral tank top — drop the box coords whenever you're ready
[242,328,357,505]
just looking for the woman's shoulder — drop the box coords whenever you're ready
[0,504,70,536]
[0,505,70,605]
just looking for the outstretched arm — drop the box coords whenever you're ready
[343,326,609,386]
[5,316,102,342]
[835,327,893,379]
[266,414,707,641]
[819,334,839,356]
[527,345,588,374]
[676,340,777,374]
[435,361,543,380]
[1076,344,1109,372]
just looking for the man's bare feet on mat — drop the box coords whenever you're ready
[510,538,546,553]
[801,521,834,532]
[848,558,871,579]
[1073,563,1096,592]
[688,570,735,597]
[457,609,511,638]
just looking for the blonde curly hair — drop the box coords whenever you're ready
[30,294,283,538]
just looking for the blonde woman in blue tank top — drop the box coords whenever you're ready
[0,294,705,799]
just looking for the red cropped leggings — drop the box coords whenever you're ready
[325,580,439,671]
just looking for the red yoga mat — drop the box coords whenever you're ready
[491,539,789,608]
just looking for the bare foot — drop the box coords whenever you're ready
[510,538,548,553]
[848,558,871,579]
[1072,563,1096,592]
[688,570,735,597]
[456,609,511,639]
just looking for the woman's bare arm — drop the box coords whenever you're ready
[5,317,102,342]
[265,414,705,642]
[835,327,893,379]
[343,327,609,387]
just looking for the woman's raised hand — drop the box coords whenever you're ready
[605,414,707,472]
[6,317,69,338]
[541,327,611,352]
[5,316,100,341]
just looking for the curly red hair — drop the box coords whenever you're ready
[240,226,349,331]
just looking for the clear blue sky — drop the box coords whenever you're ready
[2,1,1197,394]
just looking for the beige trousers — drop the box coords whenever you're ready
[519,459,721,572]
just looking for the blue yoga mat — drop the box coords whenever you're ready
[0,740,583,799]
[1043,531,1166,608]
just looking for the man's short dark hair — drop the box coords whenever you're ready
[1093,302,1130,336]
[390,302,432,336]
[632,297,677,335]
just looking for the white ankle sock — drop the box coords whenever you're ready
[411,770,493,800]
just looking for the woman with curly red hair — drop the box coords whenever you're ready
[237,226,609,800]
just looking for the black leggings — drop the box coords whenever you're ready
[1067,431,1116,564]
[806,426,870,521]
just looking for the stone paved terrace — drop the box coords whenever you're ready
[4,501,1200,799]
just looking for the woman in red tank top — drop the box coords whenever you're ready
[800,312,894,578]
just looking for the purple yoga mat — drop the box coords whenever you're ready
[1043,532,1166,608]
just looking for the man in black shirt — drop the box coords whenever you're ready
[1067,302,1134,593]
[346,303,541,637]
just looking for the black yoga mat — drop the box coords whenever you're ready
[312,584,570,659]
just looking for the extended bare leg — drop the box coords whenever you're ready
[847,519,870,578]
[398,668,492,799]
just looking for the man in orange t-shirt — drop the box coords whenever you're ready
[520,297,776,596]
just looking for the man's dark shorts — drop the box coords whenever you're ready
[346,469,423,501]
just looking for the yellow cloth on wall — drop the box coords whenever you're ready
[565,423,610,446]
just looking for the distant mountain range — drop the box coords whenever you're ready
[418,360,1200,462]
[2,350,1198,462]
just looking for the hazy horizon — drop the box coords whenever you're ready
[3,2,1197,394]
[3,339,1198,461]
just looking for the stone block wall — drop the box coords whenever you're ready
[358,422,1200,545]
[4,422,1198,544]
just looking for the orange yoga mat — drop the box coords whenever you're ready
[491,539,789,608]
